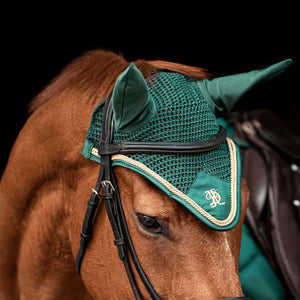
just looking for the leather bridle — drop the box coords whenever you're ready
[75,95,250,300]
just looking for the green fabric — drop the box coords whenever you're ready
[217,117,235,138]
[217,118,252,148]
[82,67,242,230]
[239,225,286,300]
[112,63,156,133]
[198,59,292,116]
[187,172,233,221]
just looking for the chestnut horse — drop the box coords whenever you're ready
[0,50,249,299]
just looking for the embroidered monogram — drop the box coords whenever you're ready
[205,189,225,208]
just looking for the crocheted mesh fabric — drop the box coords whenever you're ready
[85,71,231,195]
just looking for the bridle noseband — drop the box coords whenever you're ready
[76,95,250,300]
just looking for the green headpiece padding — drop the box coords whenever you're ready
[197,59,293,116]
[111,62,156,133]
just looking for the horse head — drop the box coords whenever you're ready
[0,50,291,299]
[72,59,291,299]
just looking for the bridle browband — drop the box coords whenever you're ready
[76,95,250,300]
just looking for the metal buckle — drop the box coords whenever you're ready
[91,188,101,199]
[101,180,115,192]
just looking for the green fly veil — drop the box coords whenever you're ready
[82,59,292,230]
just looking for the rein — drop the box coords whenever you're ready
[75,95,250,299]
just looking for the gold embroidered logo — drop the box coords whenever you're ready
[205,189,225,208]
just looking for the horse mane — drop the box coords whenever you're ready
[29,49,210,114]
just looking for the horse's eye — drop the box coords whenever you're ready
[137,213,163,234]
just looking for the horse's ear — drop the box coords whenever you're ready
[197,59,293,116]
[111,62,156,133]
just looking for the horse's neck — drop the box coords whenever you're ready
[0,97,93,299]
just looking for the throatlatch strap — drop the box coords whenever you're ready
[75,165,104,273]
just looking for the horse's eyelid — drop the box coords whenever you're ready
[136,213,169,237]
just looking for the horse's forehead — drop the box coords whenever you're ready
[81,71,242,232]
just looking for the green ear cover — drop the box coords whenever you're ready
[111,62,156,133]
[198,59,293,116]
